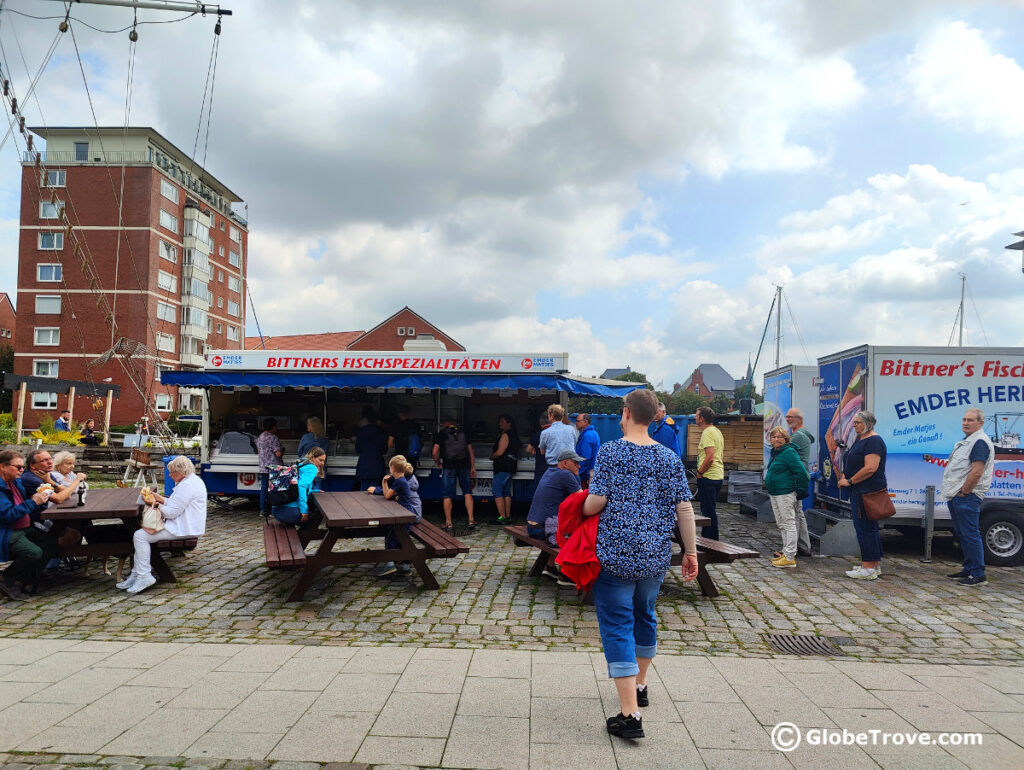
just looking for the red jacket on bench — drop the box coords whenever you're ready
[554,489,600,590]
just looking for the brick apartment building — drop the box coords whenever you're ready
[0,292,15,344]
[14,126,247,428]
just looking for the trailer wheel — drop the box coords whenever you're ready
[981,508,1024,567]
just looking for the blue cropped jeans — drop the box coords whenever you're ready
[592,569,665,678]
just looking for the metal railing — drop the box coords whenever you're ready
[23,149,152,164]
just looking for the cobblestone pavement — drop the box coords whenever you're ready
[2,503,1023,664]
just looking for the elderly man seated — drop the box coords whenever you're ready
[117,455,207,595]
[526,449,583,584]
[1,450,52,600]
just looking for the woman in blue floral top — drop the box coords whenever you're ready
[584,388,698,740]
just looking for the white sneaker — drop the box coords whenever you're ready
[846,567,880,580]
[127,574,157,594]
[116,574,138,590]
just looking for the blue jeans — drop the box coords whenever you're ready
[272,505,303,526]
[492,471,513,498]
[850,491,883,562]
[259,473,269,513]
[442,469,472,498]
[592,569,664,678]
[526,522,547,541]
[697,477,722,540]
[948,494,985,577]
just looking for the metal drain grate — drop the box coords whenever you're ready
[763,633,841,656]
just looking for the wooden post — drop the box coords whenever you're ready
[67,385,76,428]
[15,382,27,443]
[103,389,114,447]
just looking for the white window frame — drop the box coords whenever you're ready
[35,295,61,314]
[156,301,177,323]
[157,270,178,293]
[183,306,207,328]
[397,326,406,336]
[33,359,59,378]
[218,245,224,257]
[34,327,60,346]
[160,178,180,204]
[407,327,415,337]
[37,263,62,282]
[227,300,240,317]
[187,278,210,302]
[39,200,64,219]
[44,169,66,187]
[216,322,223,334]
[229,225,241,244]
[155,332,175,353]
[74,142,89,161]
[155,393,173,412]
[38,232,64,250]
[226,325,240,342]
[227,276,240,292]
[159,208,179,234]
[32,392,58,410]
[158,240,178,263]
[228,250,240,268]
[217,296,223,308]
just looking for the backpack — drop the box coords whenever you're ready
[267,459,308,507]
[441,426,468,463]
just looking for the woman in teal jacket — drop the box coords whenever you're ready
[765,427,810,568]
[272,448,326,526]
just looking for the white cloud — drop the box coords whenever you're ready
[906,20,1024,138]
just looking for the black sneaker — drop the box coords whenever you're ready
[636,685,649,708]
[541,566,561,581]
[606,712,644,739]
[947,569,969,579]
[959,575,988,586]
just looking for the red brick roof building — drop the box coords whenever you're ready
[0,292,15,345]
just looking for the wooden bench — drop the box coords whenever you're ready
[506,524,759,598]
[60,537,199,584]
[504,525,558,577]
[409,519,470,558]
[263,518,307,568]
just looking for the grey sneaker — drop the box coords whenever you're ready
[396,562,411,575]
[116,574,138,590]
[127,574,157,594]
[375,562,397,577]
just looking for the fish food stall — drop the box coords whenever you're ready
[161,349,641,502]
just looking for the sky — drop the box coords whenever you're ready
[2,0,1023,390]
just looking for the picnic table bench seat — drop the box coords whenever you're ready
[60,537,199,560]
[409,519,470,557]
[263,518,307,568]
[504,524,558,577]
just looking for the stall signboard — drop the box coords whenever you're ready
[763,365,820,474]
[205,351,569,373]
[817,349,867,503]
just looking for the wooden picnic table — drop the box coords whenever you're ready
[46,487,197,584]
[280,492,461,602]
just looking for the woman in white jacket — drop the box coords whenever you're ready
[118,455,207,594]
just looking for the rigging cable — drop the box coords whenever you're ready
[965,280,989,346]
[782,289,812,364]
[111,11,139,345]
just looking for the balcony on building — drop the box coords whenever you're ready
[180,335,205,368]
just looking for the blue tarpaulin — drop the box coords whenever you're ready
[161,370,641,397]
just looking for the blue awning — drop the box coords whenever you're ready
[161,370,641,397]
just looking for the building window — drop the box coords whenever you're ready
[39,200,64,219]
[37,263,62,281]
[217,270,224,281]
[184,218,211,245]
[228,276,240,292]
[183,306,207,328]
[74,142,89,161]
[155,332,175,353]
[228,250,240,268]
[157,270,177,292]
[397,327,406,336]
[159,209,179,234]
[32,392,58,410]
[229,225,241,244]
[35,295,61,314]
[33,359,59,378]
[216,322,222,334]
[217,245,224,257]
[187,278,210,302]
[226,325,240,342]
[407,327,415,336]
[159,240,178,263]
[38,232,64,250]
[156,301,176,323]
[183,248,209,272]
[160,178,180,204]
[34,327,60,346]
[44,169,66,187]
[219,218,225,231]
[227,300,240,317]
[155,393,173,412]
[217,296,223,308]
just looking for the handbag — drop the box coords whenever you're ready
[860,488,896,521]
[140,504,165,533]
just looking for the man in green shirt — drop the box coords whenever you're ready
[785,408,814,470]
[695,407,724,540]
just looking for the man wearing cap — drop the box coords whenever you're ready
[526,450,583,582]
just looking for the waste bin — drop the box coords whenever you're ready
[163,455,200,495]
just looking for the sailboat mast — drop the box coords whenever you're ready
[774,284,783,368]
[958,273,966,346]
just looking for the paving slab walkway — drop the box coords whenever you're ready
[2,504,1022,664]
[1,637,1023,769]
